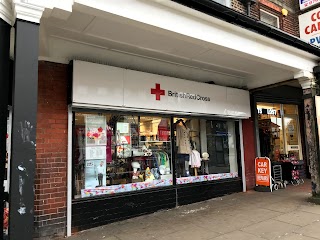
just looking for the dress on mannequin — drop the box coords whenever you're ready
[189,142,201,176]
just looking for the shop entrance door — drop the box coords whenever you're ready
[283,114,302,161]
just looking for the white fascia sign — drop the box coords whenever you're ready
[72,61,251,119]
[300,0,320,10]
[299,7,320,46]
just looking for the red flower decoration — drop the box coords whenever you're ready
[98,127,103,133]
[93,133,99,138]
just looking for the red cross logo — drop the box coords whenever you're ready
[151,83,165,101]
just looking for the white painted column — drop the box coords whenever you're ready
[67,106,72,237]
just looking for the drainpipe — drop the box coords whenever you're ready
[240,0,256,16]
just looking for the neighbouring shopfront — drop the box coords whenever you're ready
[257,103,303,162]
[71,60,250,231]
[253,85,307,180]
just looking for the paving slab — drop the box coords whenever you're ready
[276,233,318,240]
[299,204,320,215]
[156,226,219,240]
[227,207,282,223]
[274,211,320,227]
[210,230,266,240]
[294,220,320,239]
[241,219,300,240]
[194,215,253,234]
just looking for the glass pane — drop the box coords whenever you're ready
[212,0,226,5]
[260,11,279,28]
[74,112,172,198]
[283,104,298,115]
[257,103,284,161]
[174,118,238,185]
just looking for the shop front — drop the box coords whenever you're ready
[71,60,250,231]
[257,103,303,162]
[253,85,307,182]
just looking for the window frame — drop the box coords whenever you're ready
[260,9,280,28]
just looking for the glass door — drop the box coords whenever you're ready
[283,115,302,160]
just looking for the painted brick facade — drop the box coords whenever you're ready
[231,0,300,37]
[34,61,68,239]
[242,118,257,190]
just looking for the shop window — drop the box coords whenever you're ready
[260,10,280,28]
[257,103,302,161]
[74,112,172,198]
[174,118,238,185]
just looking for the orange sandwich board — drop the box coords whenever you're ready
[255,157,272,192]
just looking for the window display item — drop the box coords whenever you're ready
[143,146,152,157]
[176,120,192,154]
[132,148,144,157]
[145,167,155,182]
[159,165,166,175]
[189,150,201,168]
[201,152,209,174]
[151,168,160,180]
[131,161,141,179]
[202,152,209,161]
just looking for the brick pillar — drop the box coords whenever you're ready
[34,62,68,238]
[242,118,256,189]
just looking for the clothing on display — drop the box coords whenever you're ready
[189,150,201,168]
[176,121,192,154]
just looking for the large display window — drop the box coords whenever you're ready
[74,112,172,198]
[73,111,240,198]
[257,103,302,161]
[173,118,238,185]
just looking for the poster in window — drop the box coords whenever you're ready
[116,122,131,158]
[86,146,106,160]
[85,115,107,146]
[84,159,106,189]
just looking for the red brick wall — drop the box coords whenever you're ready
[242,118,257,190]
[34,61,68,239]
[231,0,300,37]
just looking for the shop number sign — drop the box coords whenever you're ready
[255,157,272,190]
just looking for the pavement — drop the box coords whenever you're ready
[65,180,320,240]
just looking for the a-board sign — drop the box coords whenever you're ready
[255,157,272,191]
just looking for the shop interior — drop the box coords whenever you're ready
[73,112,238,198]
[257,102,302,162]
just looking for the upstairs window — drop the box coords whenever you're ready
[212,0,231,7]
[260,10,280,28]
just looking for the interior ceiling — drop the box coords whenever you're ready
[40,7,302,90]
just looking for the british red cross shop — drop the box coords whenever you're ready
[71,61,251,231]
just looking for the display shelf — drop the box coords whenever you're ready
[140,141,171,143]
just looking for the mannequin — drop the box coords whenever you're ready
[201,152,209,175]
[131,161,141,179]
[176,119,192,177]
[189,142,201,176]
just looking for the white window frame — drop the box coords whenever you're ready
[260,9,280,28]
